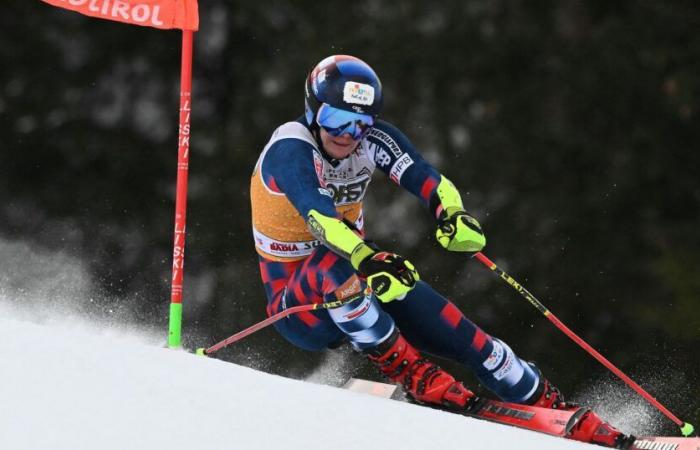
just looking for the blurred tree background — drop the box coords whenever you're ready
[1,0,698,434]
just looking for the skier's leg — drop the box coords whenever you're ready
[363,326,476,408]
[259,255,344,351]
[382,281,628,447]
[265,246,475,408]
[259,247,397,351]
[303,247,395,351]
[381,280,541,403]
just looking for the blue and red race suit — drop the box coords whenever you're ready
[250,118,539,402]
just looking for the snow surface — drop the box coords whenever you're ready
[0,315,598,450]
[0,237,677,449]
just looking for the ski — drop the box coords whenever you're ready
[343,378,700,449]
[343,377,585,437]
[448,397,588,437]
[629,436,700,450]
[463,398,700,449]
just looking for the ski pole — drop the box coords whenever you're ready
[472,252,696,437]
[196,288,370,356]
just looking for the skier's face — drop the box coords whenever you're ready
[319,128,360,159]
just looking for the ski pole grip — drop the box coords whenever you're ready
[473,252,495,268]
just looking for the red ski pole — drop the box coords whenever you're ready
[472,252,695,437]
[196,288,370,356]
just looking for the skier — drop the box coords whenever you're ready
[251,55,627,447]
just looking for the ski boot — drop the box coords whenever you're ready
[527,376,571,409]
[364,329,476,410]
[568,410,635,449]
[528,374,634,448]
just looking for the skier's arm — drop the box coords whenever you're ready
[367,121,485,252]
[261,140,338,221]
[307,209,419,303]
[366,120,443,207]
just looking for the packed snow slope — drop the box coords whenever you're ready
[0,316,598,450]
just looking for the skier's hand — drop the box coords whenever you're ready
[436,207,486,253]
[352,247,419,303]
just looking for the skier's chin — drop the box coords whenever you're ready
[325,140,358,159]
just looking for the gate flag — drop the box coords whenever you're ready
[41,0,199,30]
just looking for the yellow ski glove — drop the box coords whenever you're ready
[351,245,419,303]
[430,176,486,253]
[436,207,486,252]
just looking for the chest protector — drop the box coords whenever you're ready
[251,122,377,261]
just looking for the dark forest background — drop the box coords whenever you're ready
[1,0,698,434]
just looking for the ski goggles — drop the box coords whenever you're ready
[316,103,375,140]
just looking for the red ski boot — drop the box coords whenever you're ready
[527,376,571,409]
[365,329,476,410]
[528,375,633,448]
[568,410,635,448]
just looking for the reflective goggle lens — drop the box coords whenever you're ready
[317,104,374,140]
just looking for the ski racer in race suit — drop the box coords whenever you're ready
[250,55,627,448]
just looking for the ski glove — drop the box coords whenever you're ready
[351,245,419,303]
[429,175,486,253]
[436,207,486,253]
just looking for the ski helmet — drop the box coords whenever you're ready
[304,55,383,139]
